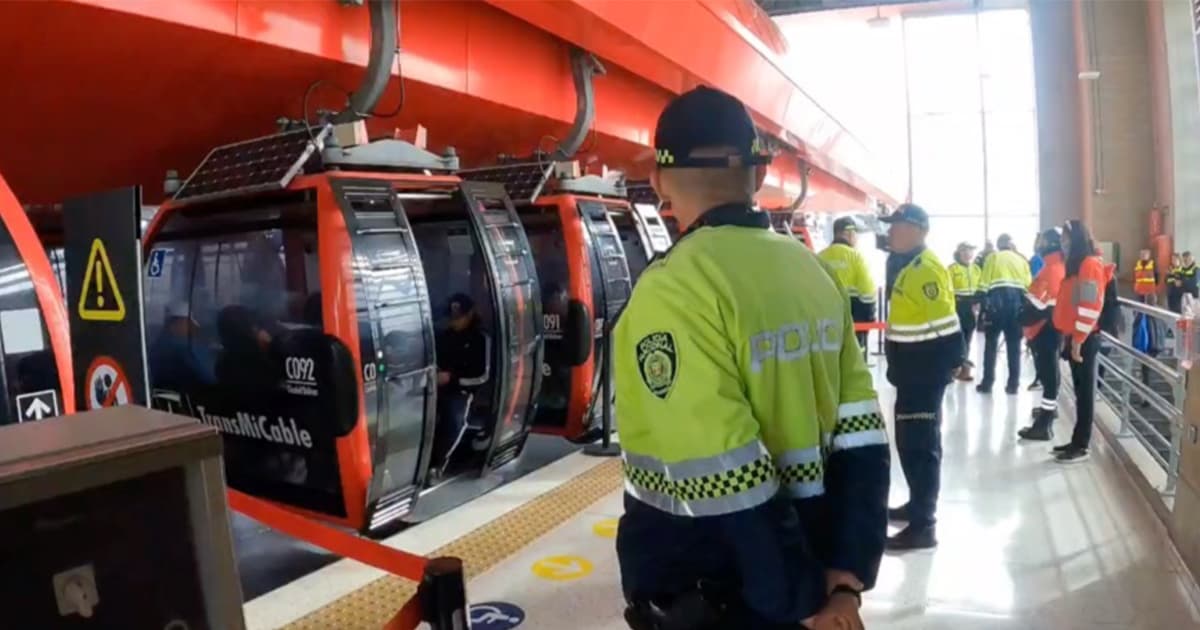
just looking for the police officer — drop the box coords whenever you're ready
[881,204,964,551]
[819,217,877,350]
[1167,254,1184,314]
[616,86,889,630]
[1181,251,1198,302]
[947,242,981,381]
[977,233,1032,395]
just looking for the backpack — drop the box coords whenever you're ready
[1098,275,1124,336]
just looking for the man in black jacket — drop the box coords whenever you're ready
[434,293,490,467]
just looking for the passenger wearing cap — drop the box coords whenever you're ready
[819,217,877,350]
[1017,228,1066,441]
[615,86,888,630]
[148,301,216,390]
[977,233,1032,395]
[880,203,964,551]
[947,242,981,381]
[433,293,490,468]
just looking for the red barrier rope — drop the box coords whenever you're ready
[226,490,428,580]
[382,594,424,630]
[854,322,886,332]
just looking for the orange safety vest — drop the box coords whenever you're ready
[1134,259,1157,295]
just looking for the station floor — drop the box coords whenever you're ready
[245,347,1200,630]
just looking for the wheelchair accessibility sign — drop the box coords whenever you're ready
[469,602,526,629]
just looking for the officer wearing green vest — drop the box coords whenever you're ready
[947,242,981,381]
[881,204,964,551]
[819,217,877,349]
[615,86,889,630]
[977,234,1032,395]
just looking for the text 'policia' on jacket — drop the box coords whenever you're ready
[819,241,876,322]
[886,247,964,386]
[614,204,890,621]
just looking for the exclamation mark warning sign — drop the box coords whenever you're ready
[77,238,127,322]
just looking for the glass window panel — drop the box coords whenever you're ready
[922,216,988,265]
[987,216,1039,256]
[984,110,1040,214]
[910,113,985,215]
[979,9,1036,113]
[905,14,981,114]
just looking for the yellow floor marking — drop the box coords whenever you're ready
[592,517,619,539]
[282,458,622,629]
[530,555,594,581]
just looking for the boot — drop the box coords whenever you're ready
[1018,409,1055,441]
[955,365,974,382]
[886,524,937,551]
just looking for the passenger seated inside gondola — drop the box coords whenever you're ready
[433,293,490,470]
[215,305,281,391]
[148,302,216,391]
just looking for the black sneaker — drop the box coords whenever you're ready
[1055,447,1090,464]
[1052,443,1073,454]
[886,525,937,551]
[1018,425,1053,441]
[976,384,992,394]
[887,505,909,522]
[1005,384,1019,395]
[1027,381,1042,391]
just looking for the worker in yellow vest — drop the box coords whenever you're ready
[947,242,981,381]
[819,217,877,350]
[882,204,964,551]
[1133,248,1158,305]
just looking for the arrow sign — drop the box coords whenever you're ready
[531,555,593,581]
[15,389,60,423]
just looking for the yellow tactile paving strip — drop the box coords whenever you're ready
[283,458,623,629]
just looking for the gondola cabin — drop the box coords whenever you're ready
[142,123,543,534]
[0,179,73,424]
[461,162,633,442]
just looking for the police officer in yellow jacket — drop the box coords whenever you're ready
[948,242,981,380]
[819,217,876,349]
[977,234,1032,394]
[881,204,964,551]
[616,86,889,630]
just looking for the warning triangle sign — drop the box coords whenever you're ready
[77,238,127,322]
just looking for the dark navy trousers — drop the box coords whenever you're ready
[894,383,947,529]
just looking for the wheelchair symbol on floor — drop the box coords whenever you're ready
[469,602,526,629]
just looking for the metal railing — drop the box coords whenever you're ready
[1088,298,1187,494]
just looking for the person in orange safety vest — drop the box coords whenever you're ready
[1017,228,1065,441]
[1052,220,1114,464]
[1133,248,1157,304]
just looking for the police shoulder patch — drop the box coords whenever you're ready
[636,332,677,400]
[922,282,939,299]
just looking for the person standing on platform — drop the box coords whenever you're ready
[1133,248,1159,305]
[1167,253,1184,314]
[881,204,963,552]
[1181,251,1198,304]
[947,242,981,381]
[1029,232,1045,277]
[820,217,877,350]
[615,86,888,630]
[974,239,995,270]
[1017,228,1066,441]
[976,234,1032,395]
[1053,220,1113,463]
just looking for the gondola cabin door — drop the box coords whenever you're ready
[518,195,631,441]
[610,202,672,283]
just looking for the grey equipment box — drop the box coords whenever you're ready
[0,406,245,629]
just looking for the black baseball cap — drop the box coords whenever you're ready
[832,217,858,234]
[879,203,930,230]
[654,86,772,169]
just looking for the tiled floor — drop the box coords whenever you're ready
[464,358,1200,629]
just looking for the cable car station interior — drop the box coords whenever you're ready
[3,0,1200,628]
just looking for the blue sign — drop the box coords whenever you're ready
[147,249,167,278]
[469,602,526,629]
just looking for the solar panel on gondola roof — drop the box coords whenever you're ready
[174,126,332,203]
[458,162,554,202]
